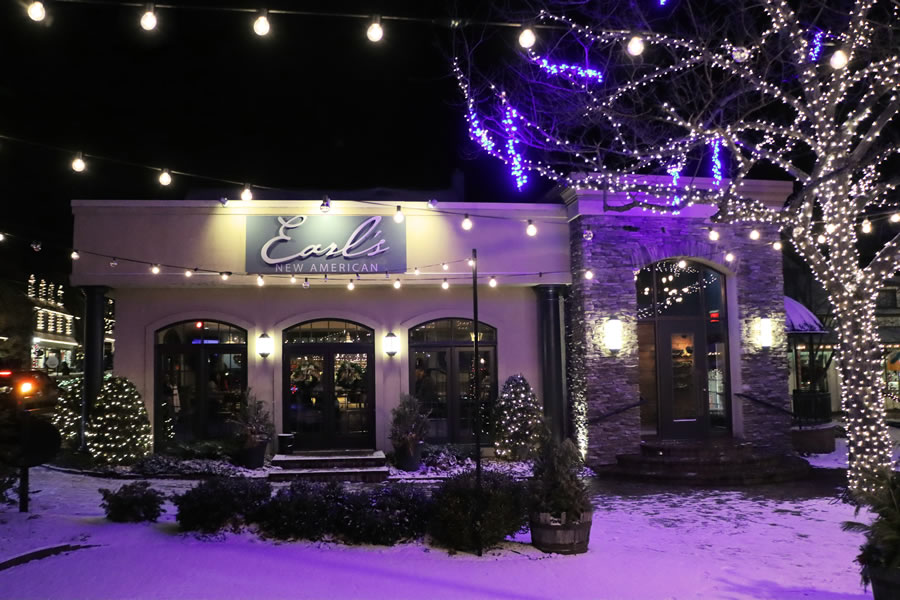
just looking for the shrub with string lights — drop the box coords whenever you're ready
[88,376,152,466]
[494,374,545,461]
[52,377,84,449]
[455,0,899,492]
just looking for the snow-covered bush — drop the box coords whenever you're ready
[174,477,272,533]
[337,484,432,545]
[130,454,242,478]
[99,481,165,522]
[254,481,344,541]
[494,374,545,461]
[430,471,528,551]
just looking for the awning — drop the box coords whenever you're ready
[784,296,827,334]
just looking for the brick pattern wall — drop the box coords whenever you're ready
[568,214,791,466]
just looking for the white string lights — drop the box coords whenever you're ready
[454,1,900,491]
[253,10,270,36]
[140,4,157,31]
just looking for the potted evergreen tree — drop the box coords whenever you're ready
[843,470,900,598]
[390,394,430,471]
[229,392,274,469]
[529,438,593,554]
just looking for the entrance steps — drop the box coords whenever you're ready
[268,450,389,483]
[603,439,811,485]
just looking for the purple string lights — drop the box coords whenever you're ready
[710,139,723,186]
[808,30,825,63]
[530,55,604,83]
[467,110,496,154]
[502,103,528,190]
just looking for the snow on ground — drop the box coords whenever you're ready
[0,467,872,599]
[803,427,900,469]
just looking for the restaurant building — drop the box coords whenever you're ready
[71,178,798,468]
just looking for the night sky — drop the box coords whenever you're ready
[0,0,551,282]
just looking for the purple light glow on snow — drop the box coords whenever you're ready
[531,55,604,83]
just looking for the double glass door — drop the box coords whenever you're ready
[411,347,495,444]
[284,346,374,449]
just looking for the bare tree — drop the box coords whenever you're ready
[454,0,900,491]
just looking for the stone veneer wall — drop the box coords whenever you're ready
[568,214,791,466]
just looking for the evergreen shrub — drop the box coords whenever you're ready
[98,481,165,522]
[337,484,432,545]
[253,481,344,541]
[430,470,528,551]
[493,374,545,461]
[88,377,152,466]
[529,438,591,518]
[174,477,271,533]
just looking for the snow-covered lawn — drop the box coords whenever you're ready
[0,466,871,599]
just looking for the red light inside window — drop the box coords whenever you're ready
[709,311,720,323]
[195,321,203,329]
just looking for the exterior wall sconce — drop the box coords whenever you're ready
[757,318,774,349]
[257,333,273,358]
[384,332,400,357]
[604,318,623,353]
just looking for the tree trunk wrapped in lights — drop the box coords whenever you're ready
[454,0,899,490]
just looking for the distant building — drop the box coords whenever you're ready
[28,274,79,372]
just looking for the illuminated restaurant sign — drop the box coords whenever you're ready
[245,215,407,274]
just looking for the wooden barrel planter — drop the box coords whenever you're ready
[530,511,592,554]
[867,566,900,600]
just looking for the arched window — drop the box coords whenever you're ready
[635,259,730,439]
[154,320,248,449]
[283,319,374,345]
[409,318,497,444]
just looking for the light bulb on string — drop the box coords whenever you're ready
[468,258,475,267]
[708,230,719,241]
[109,258,118,267]
[347,281,355,291]
[830,49,849,69]
[518,27,536,49]
[393,279,402,289]
[677,259,687,268]
[773,241,783,251]
[413,267,420,276]
[158,169,172,186]
[393,206,404,223]
[71,250,80,260]
[441,278,449,290]
[461,214,473,230]
[367,16,383,42]
[441,262,448,271]
[825,223,837,234]
[27,1,45,21]
[749,229,760,240]
[220,272,230,281]
[253,10,270,36]
[891,214,900,223]
[526,220,537,236]
[626,36,645,57]
[71,152,86,173]
[241,186,253,202]
[290,275,297,284]
[862,219,872,234]
[427,198,438,209]
[489,277,497,288]
[140,4,157,30]
[584,270,594,280]
[151,264,161,274]
[257,275,265,287]
[817,233,826,244]
[184,269,192,278]
[302,278,310,288]
[725,253,735,263]
[320,196,331,213]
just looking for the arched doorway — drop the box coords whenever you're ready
[154,320,248,449]
[636,259,731,439]
[282,319,375,449]
[408,318,497,444]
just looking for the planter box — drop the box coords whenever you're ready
[791,422,836,454]
[394,442,423,472]
[235,441,268,469]
[530,511,592,555]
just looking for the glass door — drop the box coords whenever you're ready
[158,350,202,445]
[657,320,708,439]
[455,348,495,442]
[285,353,328,446]
[412,350,450,441]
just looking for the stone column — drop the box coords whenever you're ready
[534,285,567,441]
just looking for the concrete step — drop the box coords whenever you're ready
[267,466,390,483]
[271,450,386,470]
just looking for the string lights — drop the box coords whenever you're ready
[253,9,270,36]
[158,169,172,186]
[140,4,157,31]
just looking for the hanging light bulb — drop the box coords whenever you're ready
[427,198,438,209]
[830,49,849,70]
[241,186,253,202]
[583,226,594,241]
[184,269,192,278]
[320,196,331,213]
[461,214,473,230]
[626,36,645,57]
[825,223,837,234]
[749,229,760,240]
[708,229,720,241]
[70,250,80,260]
[253,9,270,36]
[0,233,4,242]
[891,213,900,223]
[290,275,297,284]
[526,220,537,236]
[158,169,172,186]
[817,233,826,244]
[71,152,86,173]
[773,241,783,251]
[220,272,230,281]
[441,278,449,290]
[677,259,687,268]
[725,252,735,262]
[302,277,310,288]
[140,4,157,30]
[347,280,355,291]
[27,1,46,21]
[489,276,497,288]
[518,27,536,49]
[366,16,383,42]
[441,262,448,271]
[413,267,420,276]
[393,278,402,289]
[393,205,404,223]
[151,264,161,274]
[468,258,475,267]
[862,219,872,234]
[256,274,265,287]
[584,269,594,280]
[109,258,119,267]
